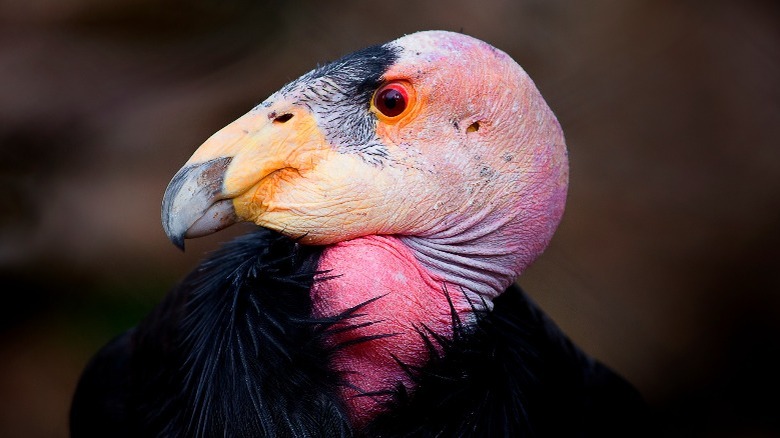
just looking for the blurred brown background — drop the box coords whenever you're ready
[1,0,778,436]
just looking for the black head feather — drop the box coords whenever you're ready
[275,44,400,165]
[73,229,352,437]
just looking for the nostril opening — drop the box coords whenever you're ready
[273,113,294,124]
[466,121,480,133]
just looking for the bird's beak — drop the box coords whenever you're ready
[161,106,331,249]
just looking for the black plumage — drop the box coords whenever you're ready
[71,228,647,437]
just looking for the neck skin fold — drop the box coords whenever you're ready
[309,196,550,425]
[399,205,527,311]
[310,166,567,426]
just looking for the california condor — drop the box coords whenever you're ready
[71,30,646,437]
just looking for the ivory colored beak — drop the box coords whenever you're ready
[161,106,329,249]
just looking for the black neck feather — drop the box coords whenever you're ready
[131,229,352,437]
[72,227,647,437]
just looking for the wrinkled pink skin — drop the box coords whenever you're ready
[310,31,568,427]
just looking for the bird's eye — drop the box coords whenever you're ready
[373,82,409,118]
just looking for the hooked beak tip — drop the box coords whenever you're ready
[171,234,185,251]
[161,157,235,249]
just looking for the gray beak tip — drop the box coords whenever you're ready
[161,157,235,250]
[171,234,185,251]
[162,210,186,250]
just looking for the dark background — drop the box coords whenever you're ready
[1,0,779,436]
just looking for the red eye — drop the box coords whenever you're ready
[374,82,409,118]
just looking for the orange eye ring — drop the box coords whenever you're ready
[373,81,413,120]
